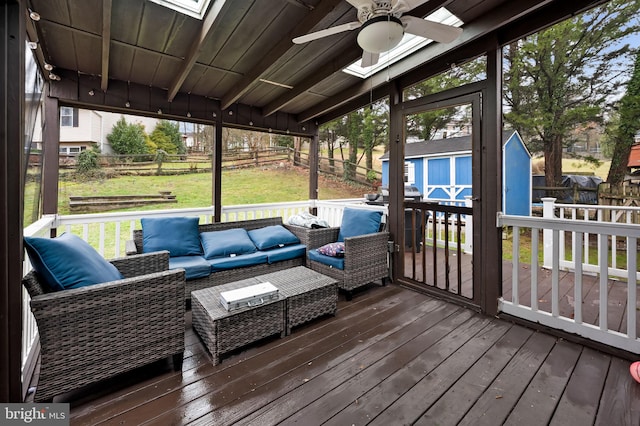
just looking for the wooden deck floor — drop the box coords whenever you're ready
[402,247,640,334]
[50,282,640,425]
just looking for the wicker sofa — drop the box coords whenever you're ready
[22,250,185,402]
[126,217,308,302]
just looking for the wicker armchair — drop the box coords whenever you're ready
[22,251,185,402]
[295,225,389,300]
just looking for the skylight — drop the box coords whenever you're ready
[149,0,213,19]
[343,8,463,79]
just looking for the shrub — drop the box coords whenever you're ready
[76,147,101,174]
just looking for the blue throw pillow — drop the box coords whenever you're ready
[247,225,300,250]
[141,216,202,257]
[24,233,124,292]
[338,208,383,242]
[200,228,257,259]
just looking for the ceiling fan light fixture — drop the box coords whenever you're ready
[357,15,404,54]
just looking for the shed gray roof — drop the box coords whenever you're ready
[380,130,517,160]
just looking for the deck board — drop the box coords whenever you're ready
[505,338,582,424]
[48,282,640,426]
[550,347,611,425]
[457,331,559,426]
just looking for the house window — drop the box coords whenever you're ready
[59,146,86,155]
[404,162,415,184]
[60,107,78,127]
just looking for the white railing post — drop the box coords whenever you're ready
[464,196,473,254]
[542,197,556,269]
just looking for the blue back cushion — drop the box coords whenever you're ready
[200,228,257,259]
[248,225,300,250]
[338,208,383,242]
[24,233,124,292]
[141,216,202,257]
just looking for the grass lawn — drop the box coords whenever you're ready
[56,166,370,215]
[33,166,370,257]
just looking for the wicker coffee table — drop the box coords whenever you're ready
[258,266,338,335]
[192,277,285,365]
[192,267,337,365]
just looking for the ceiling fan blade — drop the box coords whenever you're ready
[401,16,463,44]
[391,0,430,14]
[292,21,362,44]
[360,51,380,68]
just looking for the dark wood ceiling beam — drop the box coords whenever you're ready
[262,44,361,117]
[48,70,316,136]
[167,0,226,102]
[297,0,554,123]
[495,0,610,46]
[100,0,112,92]
[220,0,344,110]
[262,0,453,116]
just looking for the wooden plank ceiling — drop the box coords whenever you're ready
[26,0,608,133]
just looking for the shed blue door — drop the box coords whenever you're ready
[503,133,531,215]
[455,156,472,201]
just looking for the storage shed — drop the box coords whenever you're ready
[380,130,532,216]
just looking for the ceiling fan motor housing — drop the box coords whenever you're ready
[357,15,404,53]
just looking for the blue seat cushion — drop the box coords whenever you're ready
[338,208,383,242]
[264,244,306,263]
[169,255,211,281]
[24,233,124,292]
[208,251,268,272]
[200,228,257,259]
[308,249,344,270]
[248,225,300,250]
[141,216,202,257]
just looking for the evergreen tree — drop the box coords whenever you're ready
[150,120,185,154]
[405,57,484,141]
[106,116,147,155]
[503,0,640,187]
[607,50,640,183]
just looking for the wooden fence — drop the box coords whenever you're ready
[58,147,382,187]
[294,150,382,187]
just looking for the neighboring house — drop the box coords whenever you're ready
[627,143,640,183]
[380,129,532,216]
[32,108,161,157]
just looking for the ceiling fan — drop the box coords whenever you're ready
[293,0,463,67]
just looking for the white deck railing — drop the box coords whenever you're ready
[498,212,640,353]
[541,197,640,280]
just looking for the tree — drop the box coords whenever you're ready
[106,116,147,155]
[150,120,185,154]
[404,57,485,140]
[607,50,640,184]
[320,115,350,170]
[503,0,640,187]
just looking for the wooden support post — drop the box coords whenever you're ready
[42,95,60,216]
[309,130,319,215]
[212,114,222,222]
[1,0,25,403]
[388,80,404,282]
